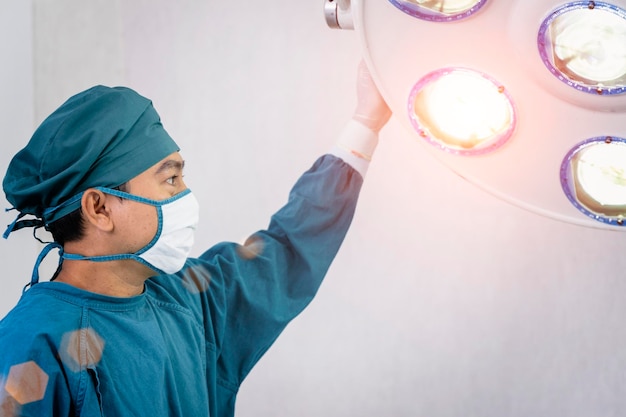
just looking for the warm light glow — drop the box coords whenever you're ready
[402,0,479,15]
[0,386,19,416]
[59,328,105,372]
[388,0,486,21]
[539,2,626,94]
[236,234,265,260]
[576,142,626,205]
[4,361,49,405]
[409,68,515,154]
[181,264,211,294]
[562,137,626,224]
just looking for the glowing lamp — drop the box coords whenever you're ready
[561,136,626,225]
[326,0,626,230]
[388,0,487,22]
[408,68,516,155]
[538,1,626,95]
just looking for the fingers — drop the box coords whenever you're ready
[352,60,392,133]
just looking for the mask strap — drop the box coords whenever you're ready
[26,242,64,292]
[95,186,191,206]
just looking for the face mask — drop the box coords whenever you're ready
[62,187,200,275]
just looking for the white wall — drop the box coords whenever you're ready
[3,1,626,416]
[0,0,35,315]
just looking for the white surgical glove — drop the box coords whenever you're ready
[352,60,392,133]
[332,60,392,177]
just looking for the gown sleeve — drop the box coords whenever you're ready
[198,153,363,387]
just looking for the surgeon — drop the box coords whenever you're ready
[0,60,391,416]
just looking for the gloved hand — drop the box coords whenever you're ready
[352,60,392,133]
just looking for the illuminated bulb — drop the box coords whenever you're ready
[403,0,480,15]
[540,3,626,93]
[388,0,486,21]
[562,137,626,224]
[575,142,626,206]
[409,68,515,154]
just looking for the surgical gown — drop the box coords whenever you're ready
[0,153,363,416]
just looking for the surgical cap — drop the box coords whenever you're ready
[3,85,179,233]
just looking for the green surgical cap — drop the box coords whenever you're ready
[3,85,179,232]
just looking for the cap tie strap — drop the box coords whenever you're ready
[3,209,45,239]
[26,242,63,292]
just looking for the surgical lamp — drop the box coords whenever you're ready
[324,0,626,230]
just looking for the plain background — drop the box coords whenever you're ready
[2,1,626,416]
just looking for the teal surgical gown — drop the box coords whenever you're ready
[0,154,363,416]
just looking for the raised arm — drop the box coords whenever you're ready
[190,61,392,391]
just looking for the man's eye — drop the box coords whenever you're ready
[166,176,178,185]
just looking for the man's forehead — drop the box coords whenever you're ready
[153,153,185,174]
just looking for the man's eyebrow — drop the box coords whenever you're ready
[156,159,185,174]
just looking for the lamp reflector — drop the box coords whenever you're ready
[538,2,626,95]
[408,68,515,155]
[561,137,626,225]
[388,0,487,22]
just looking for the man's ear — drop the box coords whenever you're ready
[81,189,114,232]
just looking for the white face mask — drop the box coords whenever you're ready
[62,187,200,275]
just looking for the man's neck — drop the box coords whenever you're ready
[54,258,151,297]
